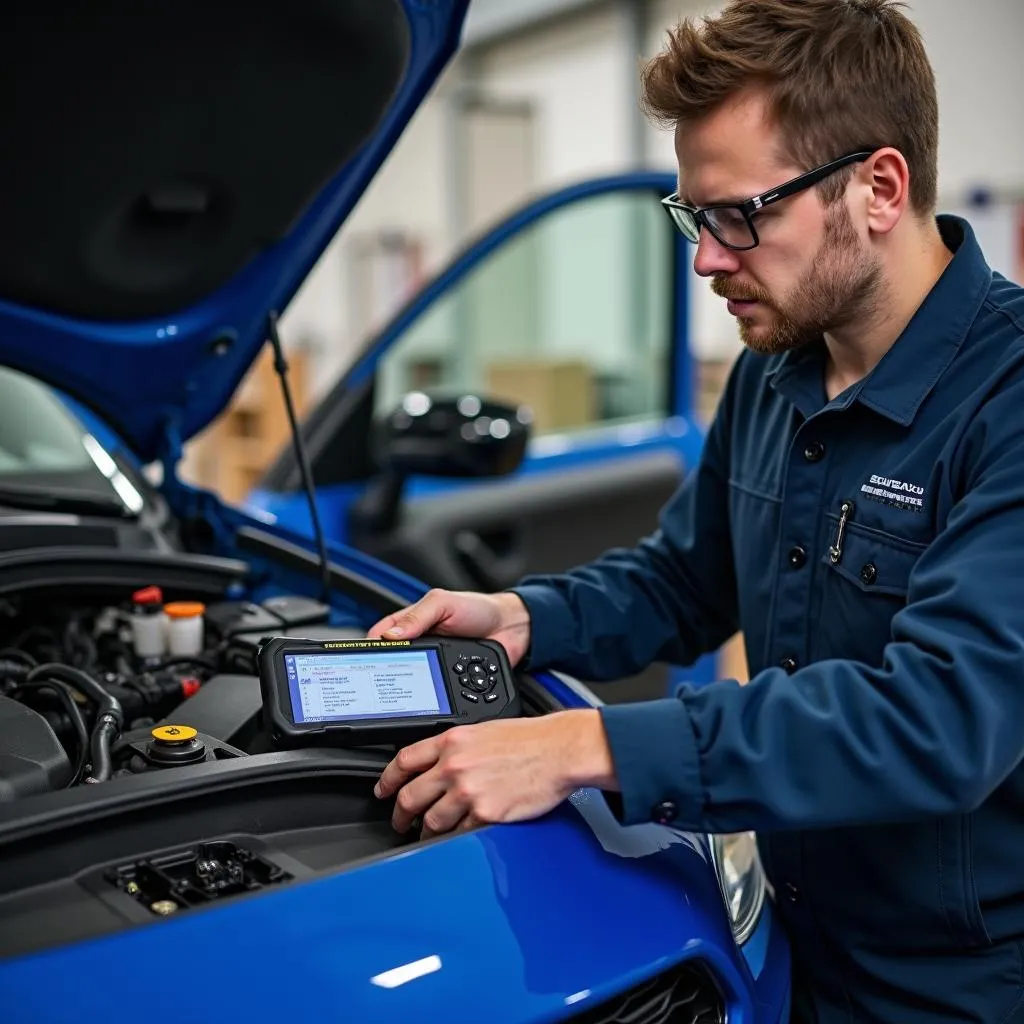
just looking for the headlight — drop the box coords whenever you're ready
[709,831,767,945]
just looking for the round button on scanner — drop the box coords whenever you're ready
[651,800,678,825]
[453,661,466,674]
[803,441,825,463]
[779,656,799,674]
[788,545,807,569]
[860,562,878,584]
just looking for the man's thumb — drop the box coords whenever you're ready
[380,598,433,638]
[368,590,450,640]
[366,607,417,639]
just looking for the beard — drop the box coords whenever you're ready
[711,203,884,356]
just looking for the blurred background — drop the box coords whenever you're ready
[180,0,1024,504]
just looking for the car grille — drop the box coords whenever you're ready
[566,962,724,1024]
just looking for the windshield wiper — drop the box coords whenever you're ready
[0,482,136,518]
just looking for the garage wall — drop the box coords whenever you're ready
[470,4,635,189]
[281,0,1024,389]
[279,70,457,390]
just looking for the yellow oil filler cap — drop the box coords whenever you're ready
[146,724,205,767]
[151,724,198,744]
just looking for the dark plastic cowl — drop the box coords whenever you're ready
[0,695,71,801]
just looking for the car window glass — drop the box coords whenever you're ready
[0,366,97,475]
[374,190,673,437]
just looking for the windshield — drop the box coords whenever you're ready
[0,366,144,514]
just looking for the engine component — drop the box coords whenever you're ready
[144,725,207,767]
[122,725,244,773]
[105,671,202,723]
[130,585,167,659]
[260,595,332,629]
[106,839,295,916]
[204,595,330,641]
[156,673,263,749]
[205,600,283,639]
[164,601,205,656]
[0,694,72,800]
[27,664,124,783]
[0,588,361,796]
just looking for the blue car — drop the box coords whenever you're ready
[0,3,790,1022]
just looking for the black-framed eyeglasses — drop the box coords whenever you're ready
[661,150,874,251]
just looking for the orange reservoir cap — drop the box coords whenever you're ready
[163,602,206,619]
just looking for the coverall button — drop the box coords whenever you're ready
[860,562,878,584]
[785,882,799,903]
[780,656,799,674]
[651,800,678,824]
[788,545,807,569]
[803,441,825,462]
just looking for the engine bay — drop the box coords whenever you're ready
[0,583,366,801]
[0,572,404,958]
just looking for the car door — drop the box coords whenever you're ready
[252,173,717,700]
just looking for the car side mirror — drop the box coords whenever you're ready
[374,392,531,479]
[351,392,533,534]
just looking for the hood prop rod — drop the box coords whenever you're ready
[267,311,332,606]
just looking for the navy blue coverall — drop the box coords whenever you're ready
[512,216,1024,1022]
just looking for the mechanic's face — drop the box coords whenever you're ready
[675,89,882,355]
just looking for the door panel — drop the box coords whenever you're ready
[356,451,683,590]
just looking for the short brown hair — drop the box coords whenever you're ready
[641,0,939,213]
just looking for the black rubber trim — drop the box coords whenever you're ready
[0,748,392,843]
[0,547,249,596]
[235,526,407,615]
[517,674,564,716]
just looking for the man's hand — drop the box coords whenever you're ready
[374,709,618,839]
[367,589,532,667]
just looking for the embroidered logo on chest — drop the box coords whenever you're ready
[860,474,925,512]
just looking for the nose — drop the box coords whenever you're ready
[692,231,743,278]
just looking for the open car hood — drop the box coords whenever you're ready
[0,2,469,464]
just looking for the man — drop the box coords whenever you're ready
[370,0,1024,1019]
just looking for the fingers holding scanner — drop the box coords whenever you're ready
[366,589,452,640]
[368,589,474,834]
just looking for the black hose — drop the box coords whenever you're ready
[27,663,123,723]
[11,679,89,785]
[87,715,120,783]
[0,647,37,667]
[27,663,124,784]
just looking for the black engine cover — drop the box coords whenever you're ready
[0,694,71,801]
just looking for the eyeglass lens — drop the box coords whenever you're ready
[666,204,756,249]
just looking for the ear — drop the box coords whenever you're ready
[861,147,910,235]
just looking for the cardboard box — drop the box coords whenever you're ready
[485,359,595,434]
